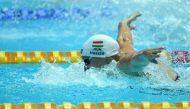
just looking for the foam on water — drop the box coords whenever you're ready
[22,58,190,91]
[23,61,130,88]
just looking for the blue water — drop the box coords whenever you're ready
[0,0,190,104]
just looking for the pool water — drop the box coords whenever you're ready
[0,0,190,104]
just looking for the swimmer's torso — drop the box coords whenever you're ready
[117,53,150,76]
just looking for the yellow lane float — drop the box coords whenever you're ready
[29,51,46,63]
[159,102,174,109]
[137,102,159,109]
[176,101,190,109]
[0,103,16,109]
[12,51,27,63]
[0,50,82,63]
[65,50,81,62]
[18,103,36,109]
[0,51,10,63]
[98,102,115,109]
[47,51,66,63]
[58,102,75,109]
[118,102,135,109]
[77,102,96,109]
[1,102,190,109]
[38,102,56,109]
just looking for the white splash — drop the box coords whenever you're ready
[22,58,190,91]
[23,61,129,88]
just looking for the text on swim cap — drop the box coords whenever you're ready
[90,48,105,56]
[90,51,105,55]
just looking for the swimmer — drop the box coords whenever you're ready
[81,11,179,81]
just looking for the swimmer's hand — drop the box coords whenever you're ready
[130,26,136,30]
[141,47,165,62]
[132,11,142,17]
[141,48,179,81]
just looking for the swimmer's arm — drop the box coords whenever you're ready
[129,48,163,65]
[132,48,179,81]
[118,48,159,66]
[157,61,179,81]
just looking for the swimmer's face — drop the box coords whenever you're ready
[82,56,113,70]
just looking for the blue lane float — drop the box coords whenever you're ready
[101,6,112,17]
[72,7,90,18]
[0,8,15,20]
[0,7,91,20]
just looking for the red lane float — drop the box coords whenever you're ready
[171,50,190,64]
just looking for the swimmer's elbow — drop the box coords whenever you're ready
[118,56,131,63]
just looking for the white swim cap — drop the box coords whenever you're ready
[81,34,119,58]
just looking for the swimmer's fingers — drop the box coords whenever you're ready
[143,48,165,55]
[142,49,155,55]
[152,48,166,54]
[133,11,142,17]
[130,26,136,30]
[142,49,162,60]
[146,54,160,60]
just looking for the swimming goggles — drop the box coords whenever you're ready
[84,57,92,71]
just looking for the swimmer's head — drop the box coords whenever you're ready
[81,34,120,70]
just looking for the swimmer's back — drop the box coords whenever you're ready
[117,53,150,76]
